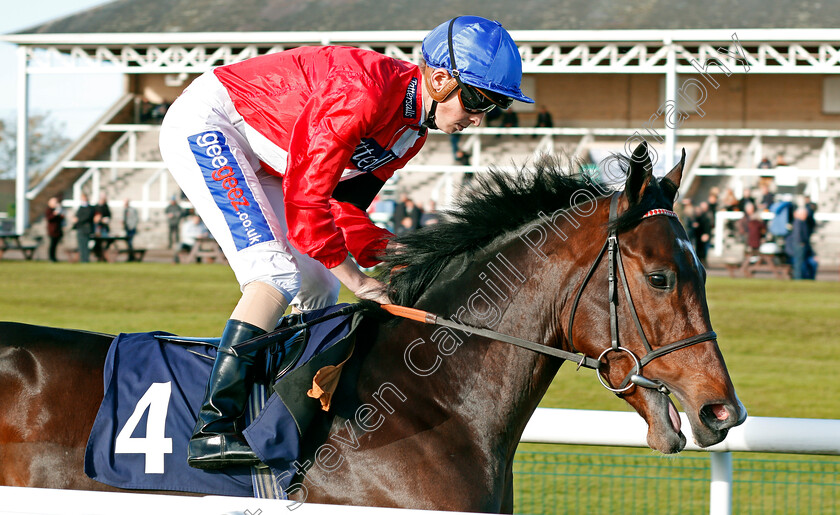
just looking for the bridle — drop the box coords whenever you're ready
[382,190,716,396]
[565,192,717,395]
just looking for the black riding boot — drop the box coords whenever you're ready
[187,319,265,469]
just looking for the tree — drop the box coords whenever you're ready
[0,113,71,179]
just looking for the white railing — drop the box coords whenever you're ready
[0,486,481,515]
[520,408,839,515]
[141,168,172,221]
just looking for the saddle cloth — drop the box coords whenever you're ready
[84,304,360,497]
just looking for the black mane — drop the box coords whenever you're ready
[380,155,673,306]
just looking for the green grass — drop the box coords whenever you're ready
[2,262,838,512]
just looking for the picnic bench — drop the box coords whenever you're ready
[183,236,226,264]
[0,233,41,260]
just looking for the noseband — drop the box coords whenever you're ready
[567,192,717,395]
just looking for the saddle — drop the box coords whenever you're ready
[84,304,364,497]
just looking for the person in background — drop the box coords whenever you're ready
[738,188,754,212]
[738,202,766,255]
[758,183,775,211]
[691,201,712,265]
[786,206,816,280]
[123,199,140,261]
[165,198,183,249]
[94,193,111,237]
[174,213,210,263]
[72,193,96,263]
[45,196,64,263]
[721,188,739,211]
[420,200,440,227]
[758,156,772,169]
[775,153,788,167]
[533,105,553,138]
[706,186,719,214]
[499,109,519,137]
[394,216,416,236]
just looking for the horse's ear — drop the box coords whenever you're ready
[660,149,686,202]
[625,142,653,206]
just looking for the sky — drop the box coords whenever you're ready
[0,0,124,138]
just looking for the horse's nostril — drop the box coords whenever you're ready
[700,403,735,429]
[711,404,729,421]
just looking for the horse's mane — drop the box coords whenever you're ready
[380,154,674,306]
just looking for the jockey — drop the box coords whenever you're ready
[159,15,534,470]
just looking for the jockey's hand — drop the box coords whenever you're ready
[386,239,405,254]
[329,255,392,305]
[354,277,392,305]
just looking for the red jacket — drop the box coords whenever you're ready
[214,46,426,268]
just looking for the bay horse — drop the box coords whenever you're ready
[0,144,745,513]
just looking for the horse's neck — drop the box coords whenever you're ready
[399,229,580,461]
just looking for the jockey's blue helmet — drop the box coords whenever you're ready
[422,16,534,107]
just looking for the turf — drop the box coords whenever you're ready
[0,261,837,419]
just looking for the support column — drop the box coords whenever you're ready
[664,39,678,171]
[15,46,29,234]
[709,451,733,515]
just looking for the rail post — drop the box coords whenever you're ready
[709,451,733,515]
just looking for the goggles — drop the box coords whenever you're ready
[454,78,514,113]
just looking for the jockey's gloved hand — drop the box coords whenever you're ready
[329,255,392,305]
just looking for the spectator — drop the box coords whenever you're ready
[706,187,719,214]
[757,183,775,211]
[498,109,519,137]
[802,194,818,236]
[786,206,816,280]
[175,214,209,263]
[691,201,712,265]
[758,156,772,169]
[165,198,183,249]
[721,188,739,211]
[455,149,471,166]
[123,199,140,261]
[484,105,503,127]
[394,216,416,237]
[775,153,788,167]
[738,202,766,255]
[533,105,554,138]
[768,196,794,241]
[450,133,462,161]
[393,194,422,231]
[45,196,64,263]
[737,188,754,212]
[72,193,96,263]
[420,200,440,227]
[94,193,111,237]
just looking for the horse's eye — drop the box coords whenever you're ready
[648,274,668,289]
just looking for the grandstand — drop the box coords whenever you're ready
[3,0,840,265]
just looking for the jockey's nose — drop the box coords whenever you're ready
[470,112,486,127]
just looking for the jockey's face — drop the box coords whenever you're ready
[424,68,486,134]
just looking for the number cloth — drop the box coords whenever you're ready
[84,305,359,497]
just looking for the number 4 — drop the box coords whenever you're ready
[115,382,174,474]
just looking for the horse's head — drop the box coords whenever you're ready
[568,143,746,454]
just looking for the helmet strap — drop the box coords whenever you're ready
[420,100,438,136]
[420,66,456,136]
